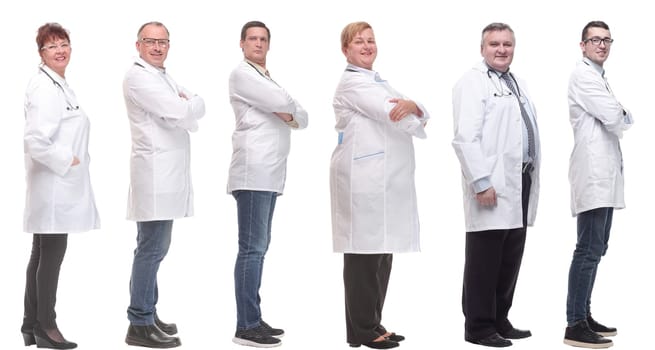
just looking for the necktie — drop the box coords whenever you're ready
[501,73,535,161]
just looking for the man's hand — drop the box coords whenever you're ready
[475,187,497,207]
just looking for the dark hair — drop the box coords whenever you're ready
[481,22,514,45]
[581,21,610,41]
[240,21,270,41]
[137,21,169,39]
[36,23,70,52]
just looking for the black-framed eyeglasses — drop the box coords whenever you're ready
[584,37,614,46]
[140,38,170,47]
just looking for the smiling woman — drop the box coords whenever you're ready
[22,22,100,350]
[330,21,430,350]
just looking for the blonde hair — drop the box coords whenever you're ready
[340,21,372,50]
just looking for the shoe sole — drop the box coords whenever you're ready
[125,336,181,348]
[232,337,281,348]
[563,338,613,349]
[596,331,617,337]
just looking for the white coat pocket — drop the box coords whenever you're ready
[351,151,385,194]
[488,154,506,195]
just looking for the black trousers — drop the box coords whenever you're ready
[343,253,392,344]
[22,234,68,331]
[462,172,531,340]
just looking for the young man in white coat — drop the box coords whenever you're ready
[123,21,205,349]
[563,20,632,349]
[452,22,540,348]
[227,20,308,348]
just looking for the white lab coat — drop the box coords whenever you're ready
[227,60,308,194]
[330,65,429,253]
[452,62,540,232]
[568,59,632,216]
[124,57,205,221]
[23,65,100,233]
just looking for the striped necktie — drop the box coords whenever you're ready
[501,73,535,161]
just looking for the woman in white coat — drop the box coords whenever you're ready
[330,21,429,350]
[22,23,99,350]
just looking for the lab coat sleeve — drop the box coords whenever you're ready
[288,99,308,130]
[336,76,427,138]
[24,81,74,177]
[125,69,205,132]
[229,66,301,116]
[571,69,632,137]
[451,71,491,185]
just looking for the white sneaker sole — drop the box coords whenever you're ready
[596,331,617,337]
[232,337,281,348]
[563,338,613,348]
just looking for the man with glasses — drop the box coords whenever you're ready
[564,20,632,349]
[123,21,205,348]
[452,22,541,348]
[227,20,308,348]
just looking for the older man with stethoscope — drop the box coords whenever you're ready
[452,22,541,348]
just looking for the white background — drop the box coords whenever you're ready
[0,0,652,349]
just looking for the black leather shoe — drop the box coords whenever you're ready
[384,333,405,342]
[564,320,612,348]
[587,316,617,337]
[466,333,512,347]
[154,314,178,335]
[350,339,399,349]
[499,327,532,339]
[33,327,77,349]
[125,324,181,348]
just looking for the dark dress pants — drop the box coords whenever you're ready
[22,233,68,331]
[344,253,392,345]
[462,171,531,340]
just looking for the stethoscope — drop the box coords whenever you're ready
[486,68,522,98]
[39,66,79,111]
[246,61,280,87]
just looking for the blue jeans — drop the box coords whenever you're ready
[128,220,173,325]
[233,190,277,330]
[566,207,613,325]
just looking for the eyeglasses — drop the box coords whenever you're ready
[41,42,71,51]
[584,37,614,46]
[140,38,170,48]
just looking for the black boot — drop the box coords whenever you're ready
[154,314,178,336]
[125,324,181,348]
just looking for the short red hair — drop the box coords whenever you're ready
[36,23,70,52]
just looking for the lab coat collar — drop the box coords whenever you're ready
[245,59,269,77]
[39,64,66,86]
[582,57,605,77]
[345,63,385,82]
[134,56,166,74]
[474,60,511,75]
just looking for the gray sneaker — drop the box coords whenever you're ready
[233,325,281,348]
[260,320,284,338]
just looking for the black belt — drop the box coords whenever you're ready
[522,162,534,174]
